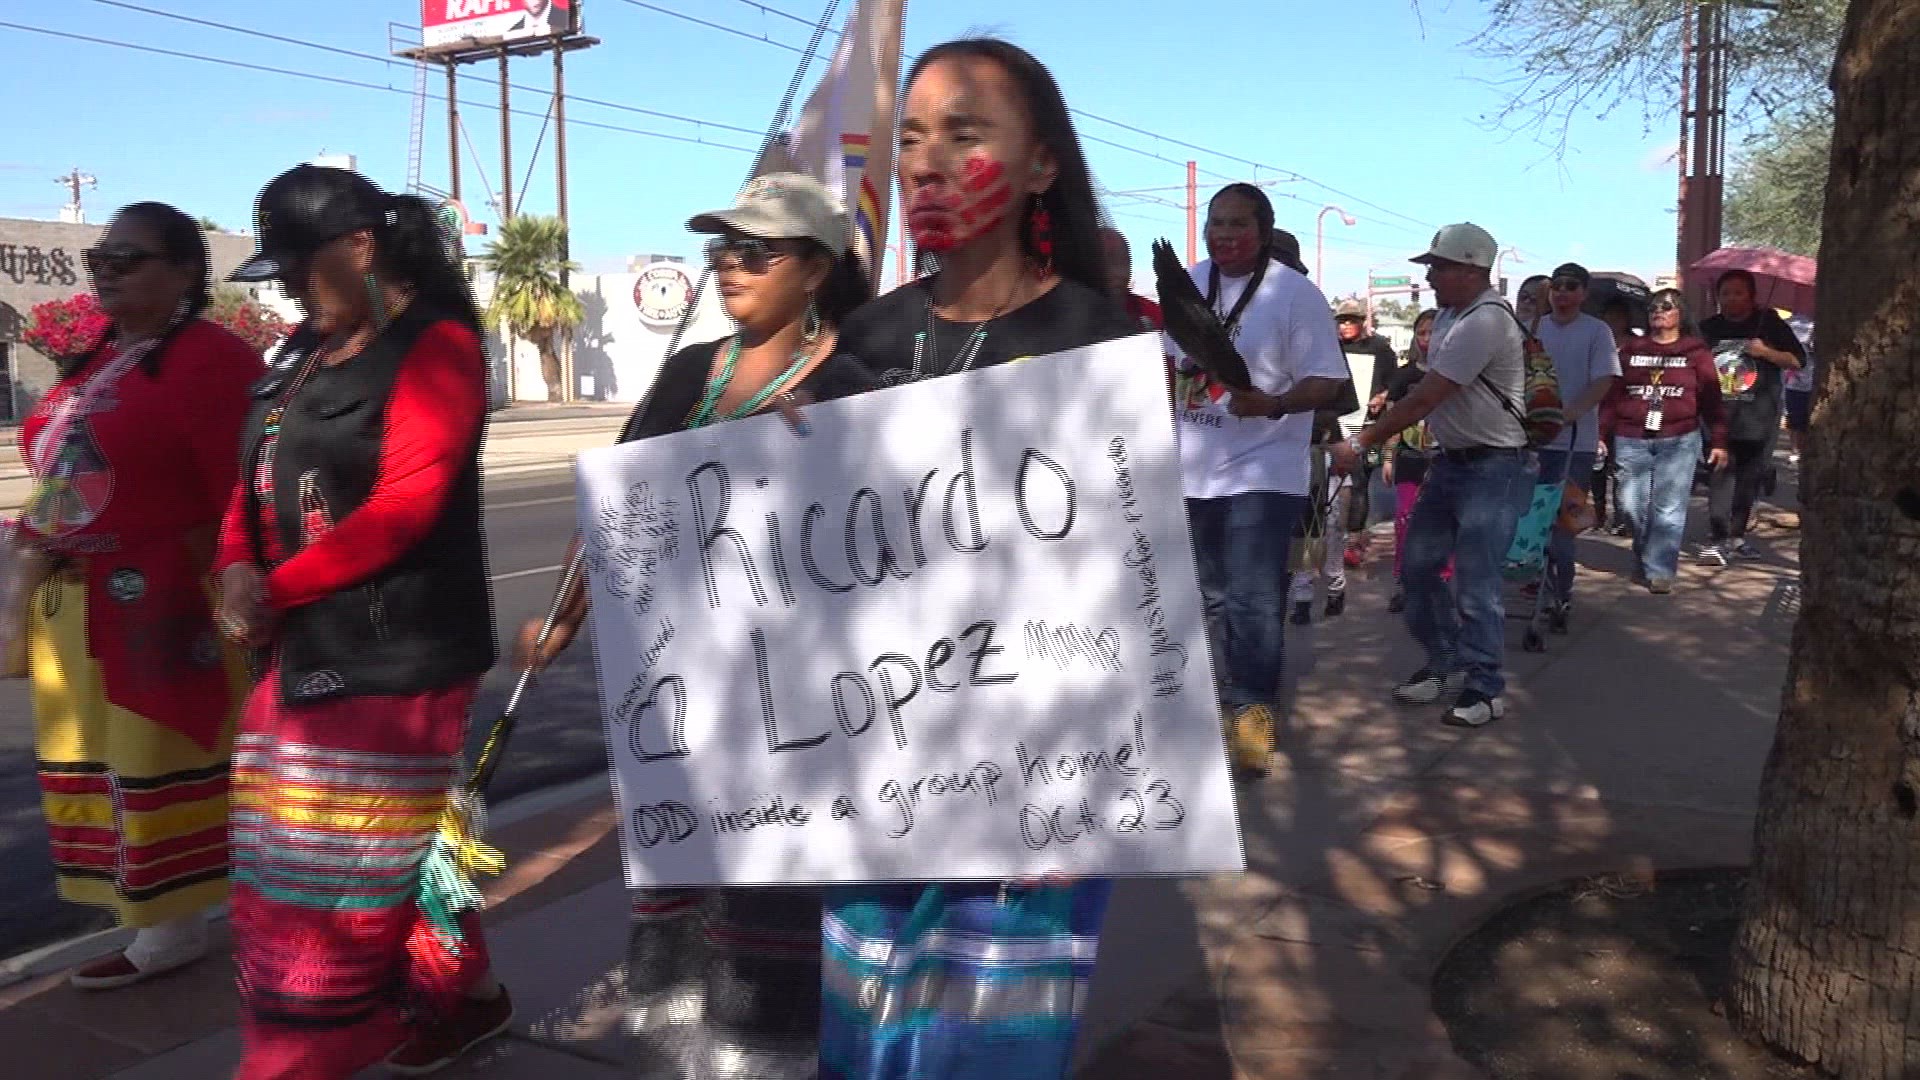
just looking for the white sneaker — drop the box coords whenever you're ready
[1394,667,1464,706]
[1443,690,1507,728]
[1698,544,1729,567]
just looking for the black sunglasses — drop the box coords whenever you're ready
[82,245,162,278]
[705,237,793,275]
[1651,301,1681,313]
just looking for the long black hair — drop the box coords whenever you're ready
[905,38,1111,296]
[1208,183,1276,253]
[375,192,484,336]
[805,241,875,328]
[69,201,212,376]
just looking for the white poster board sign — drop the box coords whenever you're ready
[576,334,1243,886]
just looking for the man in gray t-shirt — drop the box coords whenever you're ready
[1530,262,1622,612]
[1330,222,1537,729]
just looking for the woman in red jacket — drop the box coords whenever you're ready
[1600,288,1729,594]
[12,202,259,990]
[217,166,504,1079]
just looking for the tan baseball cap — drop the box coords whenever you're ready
[688,173,850,255]
[1334,298,1367,319]
[1410,222,1497,270]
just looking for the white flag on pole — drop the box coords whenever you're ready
[759,0,907,287]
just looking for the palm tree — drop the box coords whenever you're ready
[479,215,583,403]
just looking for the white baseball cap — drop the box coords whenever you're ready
[1411,223,1498,270]
[688,173,851,256]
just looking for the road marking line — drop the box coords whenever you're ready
[491,564,566,583]
[489,495,575,511]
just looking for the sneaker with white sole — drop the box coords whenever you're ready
[1734,540,1761,561]
[1394,667,1464,705]
[1443,689,1506,728]
[1698,544,1729,567]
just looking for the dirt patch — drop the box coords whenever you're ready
[1432,867,1816,1080]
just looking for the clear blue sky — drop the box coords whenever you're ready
[0,0,1692,297]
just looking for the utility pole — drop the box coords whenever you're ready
[553,36,575,402]
[1185,161,1199,266]
[446,62,462,203]
[1677,0,1729,312]
[498,47,514,222]
[54,168,97,224]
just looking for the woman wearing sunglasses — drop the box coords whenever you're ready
[516,172,874,1078]
[8,202,260,990]
[217,165,504,1079]
[1600,288,1728,593]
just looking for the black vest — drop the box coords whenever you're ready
[240,303,497,704]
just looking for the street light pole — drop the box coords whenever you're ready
[1494,247,1524,295]
[1315,204,1355,286]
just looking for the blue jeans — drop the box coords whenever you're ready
[1401,449,1537,699]
[1614,430,1701,581]
[1188,492,1308,708]
[1535,449,1597,603]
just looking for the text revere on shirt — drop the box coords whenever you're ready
[1172,259,1351,499]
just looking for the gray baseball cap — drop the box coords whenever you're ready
[688,173,850,256]
[1411,222,1498,270]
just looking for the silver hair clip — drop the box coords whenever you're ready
[385,209,398,226]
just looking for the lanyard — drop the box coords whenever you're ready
[1204,256,1269,337]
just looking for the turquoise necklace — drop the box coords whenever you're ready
[686,334,817,430]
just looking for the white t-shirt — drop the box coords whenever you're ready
[1171,259,1350,499]
[1533,311,1622,452]
[1426,289,1528,450]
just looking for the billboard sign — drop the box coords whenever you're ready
[422,0,578,53]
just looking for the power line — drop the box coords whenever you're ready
[0,20,758,154]
[636,1,1438,233]
[89,0,767,141]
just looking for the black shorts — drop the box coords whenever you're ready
[1784,388,1811,432]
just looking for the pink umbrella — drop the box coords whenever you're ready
[1690,247,1818,317]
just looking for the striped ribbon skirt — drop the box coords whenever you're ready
[821,880,1113,1080]
[228,671,485,1080]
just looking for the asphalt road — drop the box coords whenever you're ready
[0,417,625,962]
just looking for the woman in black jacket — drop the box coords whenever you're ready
[216,165,504,1079]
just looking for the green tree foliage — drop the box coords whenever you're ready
[1725,111,1831,255]
[478,215,583,402]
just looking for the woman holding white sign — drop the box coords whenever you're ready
[516,172,875,1078]
[822,38,1138,1080]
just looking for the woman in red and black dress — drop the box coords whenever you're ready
[16,202,259,990]
[217,166,504,1079]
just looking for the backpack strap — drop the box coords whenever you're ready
[1460,300,1533,441]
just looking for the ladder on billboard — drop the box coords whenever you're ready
[390,22,430,193]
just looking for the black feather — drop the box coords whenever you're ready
[1152,239,1252,390]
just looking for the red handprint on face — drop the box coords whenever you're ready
[1207,234,1259,268]
[907,156,1015,253]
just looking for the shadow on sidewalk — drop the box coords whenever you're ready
[1073,473,1800,1078]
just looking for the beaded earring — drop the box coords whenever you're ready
[1028,194,1054,279]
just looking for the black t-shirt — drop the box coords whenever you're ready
[1698,309,1805,443]
[619,339,878,442]
[1344,334,1401,400]
[836,277,1139,386]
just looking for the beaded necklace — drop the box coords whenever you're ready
[686,334,817,430]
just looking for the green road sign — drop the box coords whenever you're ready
[1369,275,1412,288]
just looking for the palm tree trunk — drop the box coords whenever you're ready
[540,331,563,403]
[1728,2,1920,1075]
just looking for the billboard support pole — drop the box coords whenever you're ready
[446,61,462,203]
[554,35,575,403]
[498,47,513,223]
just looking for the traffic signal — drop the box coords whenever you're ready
[1411,284,1421,307]
[1498,276,1509,297]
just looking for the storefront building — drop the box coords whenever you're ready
[0,216,257,423]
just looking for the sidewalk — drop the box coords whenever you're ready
[0,505,1799,1079]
